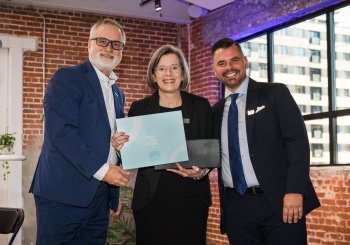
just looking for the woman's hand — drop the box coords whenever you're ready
[167,163,209,180]
[111,132,129,151]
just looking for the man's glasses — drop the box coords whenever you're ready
[154,64,182,75]
[91,37,125,50]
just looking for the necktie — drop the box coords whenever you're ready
[228,93,247,195]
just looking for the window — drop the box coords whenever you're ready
[336,116,350,164]
[342,35,350,43]
[299,105,307,113]
[296,85,305,93]
[310,50,321,63]
[311,144,323,157]
[293,47,305,56]
[247,63,252,76]
[309,31,321,44]
[346,71,350,79]
[242,42,251,56]
[311,87,322,100]
[234,5,350,165]
[293,28,304,38]
[335,6,350,111]
[276,45,288,55]
[259,63,267,77]
[345,89,350,97]
[310,68,321,82]
[237,4,350,165]
[275,64,288,73]
[259,44,267,58]
[276,29,287,36]
[240,37,268,83]
[311,106,322,113]
[294,66,306,75]
[311,125,323,138]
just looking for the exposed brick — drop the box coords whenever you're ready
[1,3,350,245]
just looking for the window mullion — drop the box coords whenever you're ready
[327,11,337,165]
[267,33,274,83]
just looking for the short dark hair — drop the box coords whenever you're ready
[211,38,243,56]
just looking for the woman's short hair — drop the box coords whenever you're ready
[147,44,190,92]
[90,18,126,44]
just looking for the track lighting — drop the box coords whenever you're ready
[154,0,162,11]
[140,0,162,12]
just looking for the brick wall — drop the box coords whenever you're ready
[0,4,182,243]
[1,3,349,245]
[307,167,350,245]
[0,5,181,148]
[182,19,222,104]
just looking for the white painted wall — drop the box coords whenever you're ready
[0,34,37,245]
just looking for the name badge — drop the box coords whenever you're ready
[183,118,190,124]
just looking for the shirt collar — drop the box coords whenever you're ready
[224,76,249,100]
[91,63,118,88]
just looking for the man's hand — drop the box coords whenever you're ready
[110,198,122,217]
[167,163,207,180]
[111,132,129,151]
[283,193,303,223]
[103,165,130,186]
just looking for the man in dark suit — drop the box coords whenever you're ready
[30,19,130,244]
[212,38,320,245]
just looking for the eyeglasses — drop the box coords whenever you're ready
[154,64,182,75]
[91,37,125,50]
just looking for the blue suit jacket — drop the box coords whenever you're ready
[213,78,320,233]
[30,60,125,211]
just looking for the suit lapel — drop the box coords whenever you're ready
[84,60,110,126]
[214,98,225,140]
[245,79,261,148]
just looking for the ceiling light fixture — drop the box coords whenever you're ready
[139,0,152,6]
[154,0,162,11]
[140,0,162,12]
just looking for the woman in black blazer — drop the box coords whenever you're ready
[114,45,213,245]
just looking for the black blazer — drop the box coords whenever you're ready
[129,91,213,211]
[213,78,320,233]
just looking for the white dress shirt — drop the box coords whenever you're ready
[221,77,259,188]
[92,65,118,181]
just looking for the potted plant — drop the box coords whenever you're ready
[0,132,16,180]
[0,132,16,155]
[107,186,136,245]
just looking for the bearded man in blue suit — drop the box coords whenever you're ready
[212,38,320,245]
[30,19,130,245]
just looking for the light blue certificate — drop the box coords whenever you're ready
[116,111,188,170]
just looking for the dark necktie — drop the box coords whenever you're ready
[228,93,247,195]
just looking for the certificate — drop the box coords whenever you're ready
[116,111,188,170]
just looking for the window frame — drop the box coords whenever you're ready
[235,2,350,166]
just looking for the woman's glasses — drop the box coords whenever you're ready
[154,64,182,75]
